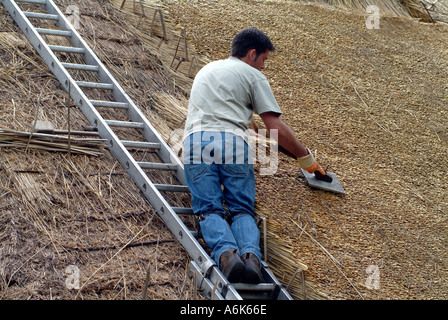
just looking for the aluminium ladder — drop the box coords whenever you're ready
[2,0,293,300]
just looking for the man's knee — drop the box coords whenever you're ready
[229,211,256,224]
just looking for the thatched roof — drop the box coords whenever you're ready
[1,0,448,301]
[304,0,448,23]
[167,0,448,300]
[0,0,197,300]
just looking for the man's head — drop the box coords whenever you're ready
[231,27,275,70]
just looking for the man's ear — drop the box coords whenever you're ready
[247,48,257,61]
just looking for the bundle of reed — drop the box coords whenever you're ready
[425,0,448,23]
[400,0,437,22]
[255,203,329,300]
[2,158,53,220]
[109,0,209,84]
[152,91,188,129]
[0,128,106,156]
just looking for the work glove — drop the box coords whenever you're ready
[297,148,326,175]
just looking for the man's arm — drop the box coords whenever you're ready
[259,111,326,175]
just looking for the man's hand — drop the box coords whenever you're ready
[297,149,326,175]
[303,161,326,175]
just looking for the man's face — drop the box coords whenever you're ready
[243,49,270,71]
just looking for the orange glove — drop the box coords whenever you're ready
[297,149,326,175]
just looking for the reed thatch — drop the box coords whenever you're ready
[292,0,447,23]
[0,0,199,300]
[1,0,448,301]
[167,0,448,300]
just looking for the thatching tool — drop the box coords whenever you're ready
[300,167,346,195]
[277,145,345,194]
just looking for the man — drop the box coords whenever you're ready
[183,27,326,284]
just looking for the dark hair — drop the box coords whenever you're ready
[231,27,275,59]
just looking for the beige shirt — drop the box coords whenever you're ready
[183,56,282,143]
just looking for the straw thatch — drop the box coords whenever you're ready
[283,0,448,23]
[1,0,448,301]
[167,0,448,300]
[0,0,198,300]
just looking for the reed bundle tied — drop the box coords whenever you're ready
[0,128,106,156]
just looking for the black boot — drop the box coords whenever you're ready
[219,249,245,283]
[241,253,264,284]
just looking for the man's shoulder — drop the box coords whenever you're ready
[223,58,267,82]
[204,57,263,74]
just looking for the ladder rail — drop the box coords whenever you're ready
[3,0,231,299]
[3,0,293,300]
[3,0,213,285]
[190,261,241,300]
[43,0,187,186]
[4,0,217,286]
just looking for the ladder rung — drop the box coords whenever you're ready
[48,45,85,54]
[36,28,71,37]
[154,184,189,192]
[16,0,47,4]
[61,63,99,71]
[4,0,293,302]
[121,140,161,149]
[23,11,59,20]
[237,292,273,300]
[90,100,128,109]
[137,162,178,171]
[231,283,277,292]
[105,120,144,129]
[172,207,194,215]
[76,81,114,90]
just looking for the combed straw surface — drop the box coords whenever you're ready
[167,0,448,300]
[1,0,447,300]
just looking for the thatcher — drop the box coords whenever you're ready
[1,0,447,300]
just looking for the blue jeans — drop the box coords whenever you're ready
[183,131,261,268]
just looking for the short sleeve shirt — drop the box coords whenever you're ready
[183,56,282,143]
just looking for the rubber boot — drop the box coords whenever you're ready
[219,249,245,283]
[241,252,264,284]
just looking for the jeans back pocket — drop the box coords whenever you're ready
[185,163,211,181]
